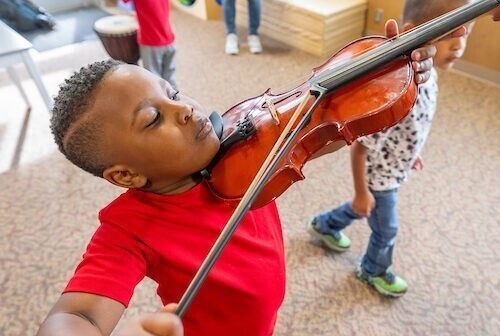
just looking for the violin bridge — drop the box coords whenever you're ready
[266,98,280,125]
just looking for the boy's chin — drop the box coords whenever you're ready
[436,61,455,71]
[201,136,222,165]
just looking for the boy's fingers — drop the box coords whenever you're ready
[412,58,433,72]
[384,19,399,38]
[447,26,466,38]
[402,22,415,32]
[410,44,436,62]
[162,303,178,313]
[141,312,183,336]
[413,71,431,84]
[410,44,435,84]
[353,206,368,217]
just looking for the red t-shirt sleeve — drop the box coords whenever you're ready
[64,222,147,307]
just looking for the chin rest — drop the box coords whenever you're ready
[209,112,223,139]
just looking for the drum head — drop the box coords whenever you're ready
[94,15,138,35]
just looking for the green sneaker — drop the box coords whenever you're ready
[356,262,408,298]
[307,218,351,252]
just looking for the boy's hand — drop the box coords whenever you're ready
[352,191,376,217]
[384,19,436,84]
[492,7,500,21]
[116,304,183,336]
[412,156,424,171]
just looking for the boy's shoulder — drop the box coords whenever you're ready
[97,189,166,238]
[97,185,205,227]
[98,189,142,223]
[100,188,132,210]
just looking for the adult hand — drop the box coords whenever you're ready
[352,191,376,217]
[116,304,183,336]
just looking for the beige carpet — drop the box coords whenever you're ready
[0,8,499,336]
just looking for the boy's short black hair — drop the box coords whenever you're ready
[403,0,473,26]
[50,59,122,177]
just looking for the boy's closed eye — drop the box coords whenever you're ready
[146,109,162,128]
[145,89,180,128]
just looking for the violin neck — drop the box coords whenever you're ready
[312,0,499,94]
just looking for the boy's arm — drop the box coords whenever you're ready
[37,293,183,336]
[412,155,424,171]
[38,293,125,336]
[350,141,375,217]
[309,140,346,160]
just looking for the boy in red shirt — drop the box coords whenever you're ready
[36,20,437,336]
[124,0,177,88]
[38,61,284,336]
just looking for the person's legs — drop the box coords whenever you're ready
[308,201,360,252]
[314,201,361,232]
[362,189,399,275]
[356,188,407,297]
[222,0,239,54]
[247,0,261,35]
[140,45,177,89]
[247,0,262,53]
[161,44,177,90]
[140,45,163,77]
[222,0,236,34]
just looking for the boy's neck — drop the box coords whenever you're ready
[145,175,201,195]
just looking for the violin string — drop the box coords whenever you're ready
[243,71,311,121]
[314,0,497,91]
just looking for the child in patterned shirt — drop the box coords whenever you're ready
[307,0,476,297]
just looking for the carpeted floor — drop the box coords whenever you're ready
[0,7,499,336]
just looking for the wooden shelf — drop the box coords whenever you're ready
[237,0,367,56]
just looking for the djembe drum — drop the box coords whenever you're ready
[94,15,140,64]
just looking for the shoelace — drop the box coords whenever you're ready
[324,218,342,240]
[383,270,396,284]
[313,219,342,241]
[331,230,342,241]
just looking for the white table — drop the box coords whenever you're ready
[0,21,53,110]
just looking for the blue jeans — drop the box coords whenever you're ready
[222,0,261,35]
[314,188,399,276]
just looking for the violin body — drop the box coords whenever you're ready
[206,36,417,208]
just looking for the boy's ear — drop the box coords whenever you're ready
[103,165,148,189]
[403,22,416,32]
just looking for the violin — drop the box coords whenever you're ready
[203,36,417,208]
[178,0,500,317]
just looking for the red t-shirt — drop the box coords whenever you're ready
[64,182,286,336]
[125,0,175,46]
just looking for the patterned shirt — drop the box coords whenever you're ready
[357,68,438,191]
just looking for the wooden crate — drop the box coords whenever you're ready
[237,0,367,56]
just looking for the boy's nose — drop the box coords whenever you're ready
[451,36,467,51]
[178,105,193,124]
